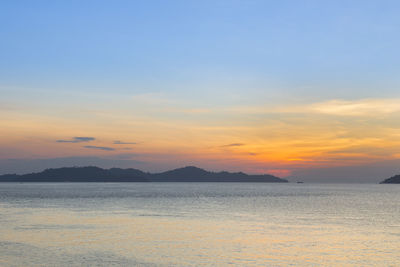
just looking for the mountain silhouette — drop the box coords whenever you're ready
[380,174,400,184]
[0,166,288,183]
[0,166,149,182]
[152,166,286,182]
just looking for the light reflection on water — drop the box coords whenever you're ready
[0,183,399,266]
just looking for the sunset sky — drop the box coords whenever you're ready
[1,1,400,182]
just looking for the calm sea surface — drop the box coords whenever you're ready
[0,183,399,266]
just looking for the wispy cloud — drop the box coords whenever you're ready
[57,137,95,143]
[83,145,115,151]
[223,98,400,117]
[221,143,245,147]
[114,140,137,145]
[309,99,400,116]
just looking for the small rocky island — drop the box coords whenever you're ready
[380,174,400,184]
[0,166,288,183]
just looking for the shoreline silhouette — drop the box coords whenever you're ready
[0,166,288,183]
[380,174,400,184]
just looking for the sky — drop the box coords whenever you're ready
[1,0,400,182]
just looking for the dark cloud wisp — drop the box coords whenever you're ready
[221,143,245,147]
[57,137,95,143]
[84,146,115,151]
[114,140,137,145]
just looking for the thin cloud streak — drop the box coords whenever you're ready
[225,98,400,117]
[221,143,245,147]
[309,99,400,116]
[57,137,95,143]
[84,145,115,151]
[114,140,137,145]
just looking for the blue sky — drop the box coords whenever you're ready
[2,0,400,97]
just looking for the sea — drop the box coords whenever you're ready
[0,183,399,266]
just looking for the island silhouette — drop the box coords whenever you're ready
[380,174,400,184]
[0,166,288,183]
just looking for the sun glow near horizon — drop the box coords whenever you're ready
[2,91,400,179]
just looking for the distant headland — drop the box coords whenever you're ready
[380,174,400,184]
[0,166,288,183]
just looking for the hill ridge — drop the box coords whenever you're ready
[0,166,288,183]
